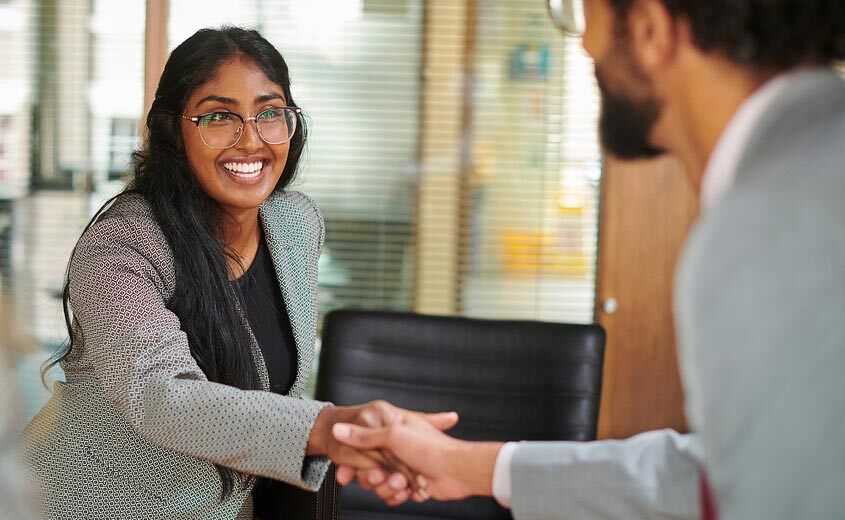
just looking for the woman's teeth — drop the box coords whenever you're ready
[222,161,263,175]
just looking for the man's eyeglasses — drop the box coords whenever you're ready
[181,106,301,149]
[547,0,585,37]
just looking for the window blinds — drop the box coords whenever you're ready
[419,0,600,323]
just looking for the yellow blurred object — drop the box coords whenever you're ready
[501,231,588,278]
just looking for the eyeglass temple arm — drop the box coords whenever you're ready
[181,114,201,126]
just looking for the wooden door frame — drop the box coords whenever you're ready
[594,155,698,439]
[143,0,169,126]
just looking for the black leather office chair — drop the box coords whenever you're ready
[315,309,606,520]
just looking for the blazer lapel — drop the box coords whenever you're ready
[242,307,271,391]
[260,193,319,397]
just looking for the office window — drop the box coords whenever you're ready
[0,116,12,186]
[108,118,139,181]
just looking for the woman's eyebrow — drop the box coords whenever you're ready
[256,93,285,104]
[195,95,238,108]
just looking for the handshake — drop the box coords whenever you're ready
[307,400,504,506]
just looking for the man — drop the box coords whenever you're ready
[330,0,845,518]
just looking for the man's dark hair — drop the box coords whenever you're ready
[611,0,845,69]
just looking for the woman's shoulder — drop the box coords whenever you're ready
[100,191,157,222]
[262,190,325,250]
[263,190,322,221]
[75,192,171,264]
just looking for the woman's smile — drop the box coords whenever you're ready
[219,157,270,186]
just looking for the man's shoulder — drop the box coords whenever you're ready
[677,83,845,312]
[737,69,845,192]
[711,69,845,238]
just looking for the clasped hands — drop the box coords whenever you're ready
[307,400,495,506]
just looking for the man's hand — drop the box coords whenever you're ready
[332,412,503,504]
[307,400,459,502]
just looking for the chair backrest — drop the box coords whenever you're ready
[316,309,606,520]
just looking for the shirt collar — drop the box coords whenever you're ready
[700,71,800,211]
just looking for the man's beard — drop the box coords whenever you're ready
[595,65,666,160]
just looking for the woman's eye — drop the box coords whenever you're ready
[200,112,235,125]
[257,108,282,121]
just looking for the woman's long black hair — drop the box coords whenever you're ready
[45,26,308,499]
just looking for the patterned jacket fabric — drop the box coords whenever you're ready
[22,191,331,519]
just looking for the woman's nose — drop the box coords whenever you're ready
[236,119,264,152]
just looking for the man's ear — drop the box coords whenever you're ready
[627,0,679,73]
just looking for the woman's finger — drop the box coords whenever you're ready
[329,442,387,470]
[335,464,357,486]
[332,422,391,450]
[385,488,412,507]
[379,449,421,493]
[411,486,430,503]
[356,467,386,490]
[369,473,408,503]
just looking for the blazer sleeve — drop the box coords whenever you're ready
[510,429,702,520]
[66,207,329,491]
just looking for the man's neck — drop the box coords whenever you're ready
[665,57,776,193]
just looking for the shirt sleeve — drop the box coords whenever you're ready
[492,441,519,507]
[509,429,703,520]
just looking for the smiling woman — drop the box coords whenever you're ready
[19,27,447,520]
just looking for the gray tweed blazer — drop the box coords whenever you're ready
[22,190,331,519]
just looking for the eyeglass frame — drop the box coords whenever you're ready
[180,106,302,149]
[546,0,585,37]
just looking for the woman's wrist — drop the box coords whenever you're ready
[306,405,337,456]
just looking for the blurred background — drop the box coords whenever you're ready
[0,0,601,420]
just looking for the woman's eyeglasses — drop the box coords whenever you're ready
[181,106,301,149]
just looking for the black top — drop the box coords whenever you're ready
[235,233,298,394]
[234,233,300,519]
